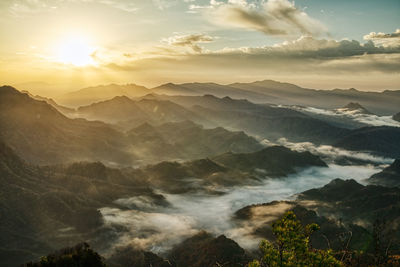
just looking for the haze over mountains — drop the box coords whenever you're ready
[56,80,400,115]
[1,79,400,266]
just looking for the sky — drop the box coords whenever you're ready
[0,0,399,94]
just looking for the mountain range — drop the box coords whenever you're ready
[0,140,327,266]
[2,79,400,266]
[54,80,400,115]
[0,86,270,165]
[235,178,400,253]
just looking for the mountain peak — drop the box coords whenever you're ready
[159,82,177,87]
[341,102,372,114]
[142,93,158,99]
[0,85,20,95]
[111,95,132,101]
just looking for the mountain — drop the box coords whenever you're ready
[368,159,400,187]
[334,126,400,158]
[0,140,327,265]
[393,112,400,122]
[229,79,310,100]
[1,86,276,166]
[149,94,350,144]
[76,95,210,130]
[230,80,400,115]
[167,232,251,267]
[58,83,150,107]
[127,120,263,163]
[234,178,400,252]
[212,146,327,177]
[140,146,326,193]
[0,86,133,165]
[50,80,400,115]
[190,102,349,145]
[0,142,163,266]
[152,82,271,102]
[152,80,400,115]
[21,90,75,115]
[338,102,373,114]
[298,179,400,228]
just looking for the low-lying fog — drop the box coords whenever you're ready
[283,105,400,127]
[100,144,391,255]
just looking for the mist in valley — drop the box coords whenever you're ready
[99,156,386,255]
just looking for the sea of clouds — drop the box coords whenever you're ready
[99,151,388,255]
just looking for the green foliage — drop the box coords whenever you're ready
[250,211,342,267]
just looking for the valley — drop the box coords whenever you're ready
[1,81,399,266]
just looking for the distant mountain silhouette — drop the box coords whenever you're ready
[53,80,400,115]
[150,80,400,115]
[59,83,150,107]
[76,95,211,130]
[153,82,270,102]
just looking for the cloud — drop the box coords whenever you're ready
[286,105,400,128]
[364,29,400,47]
[262,138,393,165]
[207,0,328,37]
[105,34,400,78]
[162,34,215,53]
[100,162,384,253]
[217,35,400,59]
[5,0,138,15]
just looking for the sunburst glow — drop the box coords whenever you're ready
[56,36,95,66]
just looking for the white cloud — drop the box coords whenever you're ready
[100,162,384,253]
[264,138,393,165]
[208,0,328,37]
[364,29,400,47]
[162,33,215,53]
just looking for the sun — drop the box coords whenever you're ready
[56,36,95,66]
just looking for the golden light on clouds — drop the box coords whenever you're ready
[0,0,398,92]
[55,35,95,66]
